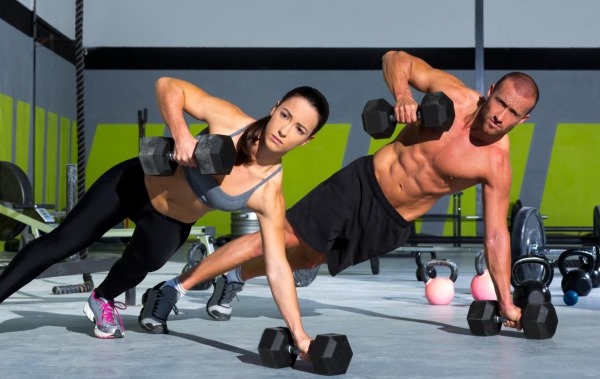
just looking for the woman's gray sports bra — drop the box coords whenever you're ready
[183,126,282,211]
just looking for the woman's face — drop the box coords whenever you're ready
[264,96,319,153]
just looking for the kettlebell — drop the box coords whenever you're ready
[470,250,497,301]
[423,259,458,305]
[558,249,595,297]
[415,251,437,281]
[511,255,553,309]
[585,245,600,288]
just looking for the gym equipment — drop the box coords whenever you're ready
[471,250,496,301]
[361,91,455,139]
[180,238,216,291]
[557,249,595,297]
[594,205,600,240]
[511,206,597,281]
[258,327,353,376]
[422,259,458,305]
[0,161,34,241]
[139,134,236,176]
[467,300,558,340]
[563,290,579,306]
[415,251,437,281]
[511,255,553,309]
[587,245,600,288]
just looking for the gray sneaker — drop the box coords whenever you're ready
[83,290,126,339]
[206,276,244,321]
[138,282,179,334]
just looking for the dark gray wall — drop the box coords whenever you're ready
[0,16,75,184]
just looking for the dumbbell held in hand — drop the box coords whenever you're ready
[258,327,353,376]
[361,91,455,139]
[139,134,236,176]
[467,300,558,340]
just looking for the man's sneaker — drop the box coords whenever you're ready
[138,282,179,334]
[206,275,244,321]
[83,290,126,339]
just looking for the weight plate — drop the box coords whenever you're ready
[510,206,546,281]
[0,161,33,241]
[594,205,600,240]
[293,267,319,288]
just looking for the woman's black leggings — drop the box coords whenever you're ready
[0,158,193,303]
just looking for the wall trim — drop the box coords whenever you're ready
[85,47,600,71]
[0,0,75,63]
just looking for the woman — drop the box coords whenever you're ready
[0,77,329,339]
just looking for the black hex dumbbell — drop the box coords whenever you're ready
[361,91,455,139]
[257,327,353,376]
[139,134,236,176]
[466,300,558,340]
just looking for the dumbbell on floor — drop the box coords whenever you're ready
[466,300,558,340]
[139,134,236,176]
[258,327,353,376]
[361,91,455,139]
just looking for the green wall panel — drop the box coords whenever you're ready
[44,112,58,206]
[540,123,600,227]
[86,124,141,186]
[57,116,71,211]
[282,123,350,205]
[15,100,30,170]
[34,107,46,204]
[0,94,13,162]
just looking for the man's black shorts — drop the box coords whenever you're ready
[286,155,412,276]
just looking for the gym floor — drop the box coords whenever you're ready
[1,244,599,379]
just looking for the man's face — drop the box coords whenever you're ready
[479,80,536,136]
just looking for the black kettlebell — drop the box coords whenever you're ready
[558,249,595,297]
[511,255,553,309]
[415,251,437,281]
[584,245,600,288]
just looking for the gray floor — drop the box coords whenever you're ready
[1,244,599,379]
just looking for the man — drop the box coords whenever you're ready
[139,50,538,357]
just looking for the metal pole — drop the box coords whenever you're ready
[66,164,77,212]
[475,0,485,236]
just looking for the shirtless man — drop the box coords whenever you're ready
[140,50,539,357]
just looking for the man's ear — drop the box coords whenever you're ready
[518,114,530,124]
[487,83,495,97]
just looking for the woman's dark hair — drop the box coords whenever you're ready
[236,86,329,165]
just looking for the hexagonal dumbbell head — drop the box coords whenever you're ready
[419,92,455,132]
[194,134,237,175]
[257,327,297,369]
[521,303,558,340]
[309,334,353,376]
[139,136,177,176]
[361,98,396,139]
[467,300,502,336]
